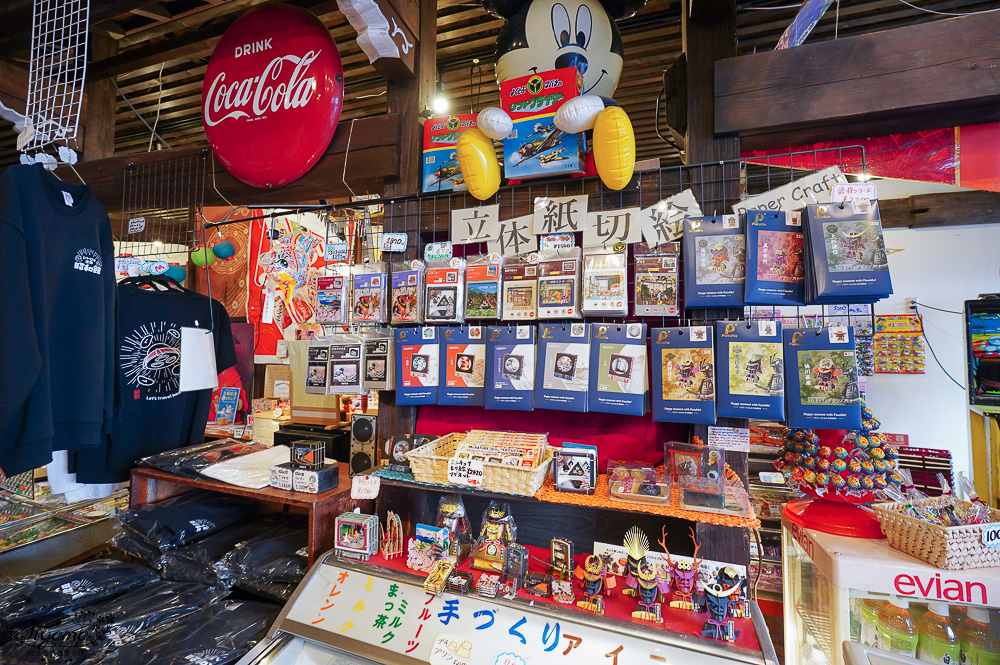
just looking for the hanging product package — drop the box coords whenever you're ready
[803,201,892,303]
[390,261,425,325]
[327,333,364,395]
[682,215,746,308]
[745,210,806,305]
[783,325,863,429]
[465,254,503,319]
[394,326,440,404]
[425,259,466,323]
[588,323,648,415]
[715,320,785,419]
[304,339,331,395]
[315,271,349,325]
[651,326,716,424]
[537,247,582,320]
[634,242,680,316]
[501,255,538,321]
[362,332,394,391]
[0,560,160,638]
[137,438,268,479]
[535,322,590,412]
[439,325,487,406]
[485,325,536,411]
[118,490,259,550]
[351,263,388,324]
[98,600,279,665]
[582,248,628,316]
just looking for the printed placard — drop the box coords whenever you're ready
[325,242,349,262]
[540,233,575,250]
[732,166,846,215]
[127,217,147,234]
[351,474,381,499]
[707,426,750,452]
[425,241,454,262]
[381,233,408,252]
[488,215,538,258]
[452,205,500,244]
[584,207,642,248]
[640,189,702,247]
[982,524,1000,548]
[532,195,588,235]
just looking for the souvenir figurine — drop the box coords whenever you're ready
[380,511,404,560]
[524,571,553,597]
[436,494,474,561]
[446,570,474,595]
[551,580,575,604]
[628,560,670,623]
[575,554,616,614]
[548,538,574,581]
[477,573,501,598]
[702,581,742,641]
[471,501,517,573]
[659,526,703,610]
[622,526,649,598]
[504,543,529,585]
[424,561,455,596]
[334,513,379,561]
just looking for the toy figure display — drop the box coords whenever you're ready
[548,538,574,580]
[380,511,404,559]
[456,0,649,198]
[436,494,474,561]
[471,501,517,573]
[701,566,745,642]
[622,527,669,623]
[407,524,454,572]
[551,580,575,604]
[574,554,616,614]
[424,560,456,595]
[334,513,379,561]
[660,526,703,610]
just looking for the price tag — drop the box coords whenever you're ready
[232,426,246,438]
[273,380,290,399]
[831,182,877,205]
[325,242,348,262]
[381,233,408,252]
[16,122,33,151]
[982,524,1000,548]
[424,241,453,262]
[429,634,473,665]
[758,471,786,485]
[351,475,381,499]
[447,457,470,485]
[708,426,750,452]
[127,217,146,234]
[262,282,276,324]
[540,233,574,251]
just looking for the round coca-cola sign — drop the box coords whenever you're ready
[202,5,344,189]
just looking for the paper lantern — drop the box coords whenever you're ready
[213,240,236,260]
[164,265,187,283]
[191,246,216,267]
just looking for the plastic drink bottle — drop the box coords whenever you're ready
[860,598,885,647]
[957,607,1000,665]
[916,602,960,664]
[877,598,918,657]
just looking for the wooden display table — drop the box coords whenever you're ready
[129,465,365,565]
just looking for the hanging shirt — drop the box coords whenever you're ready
[74,280,237,484]
[0,164,115,475]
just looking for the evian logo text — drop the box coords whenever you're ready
[204,50,322,127]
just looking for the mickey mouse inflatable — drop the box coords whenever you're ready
[457,0,647,200]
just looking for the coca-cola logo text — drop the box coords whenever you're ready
[204,51,321,127]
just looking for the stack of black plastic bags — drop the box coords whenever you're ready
[0,490,309,664]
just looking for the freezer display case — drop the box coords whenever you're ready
[238,552,779,665]
[781,513,1000,665]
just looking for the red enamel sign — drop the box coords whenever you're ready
[202,5,344,189]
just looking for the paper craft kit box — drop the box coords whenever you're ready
[422,114,478,193]
[500,67,585,181]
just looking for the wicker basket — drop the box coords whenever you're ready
[406,433,553,497]
[873,497,1000,570]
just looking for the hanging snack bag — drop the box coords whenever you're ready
[682,215,746,308]
[425,258,466,323]
[745,210,805,306]
[651,326,716,424]
[537,247,582,320]
[715,320,784,420]
[395,327,440,405]
[439,326,487,406]
[465,255,503,320]
[635,242,680,316]
[582,248,628,316]
[485,325,536,411]
[783,325,862,429]
[588,323,648,415]
[390,261,425,325]
[501,255,538,321]
[535,322,590,412]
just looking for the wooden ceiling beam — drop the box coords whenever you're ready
[716,10,1000,150]
[880,190,1000,229]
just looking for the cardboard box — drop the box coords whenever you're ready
[293,463,340,494]
[422,114,477,193]
[500,67,585,181]
[269,462,295,491]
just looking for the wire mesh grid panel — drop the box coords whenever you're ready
[20,0,89,152]
[117,152,208,259]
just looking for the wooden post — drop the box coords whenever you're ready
[84,33,119,161]
[680,0,739,165]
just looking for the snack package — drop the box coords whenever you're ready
[425,259,466,323]
[362,333,394,391]
[634,242,680,316]
[588,323,648,415]
[715,320,784,419]
[682,214,746,308]
[390,261,425,324]
[534,322,590,412]
[394,326,440,404]
[466,255,503,319]
[803,201,892,303]
[651,326,716,424]
[783,325,862,429]
[501,255,538,321]
[351,265,388,324]
[315,272,349,325]
[439,325,487,406]
[485,325,536,411]
[745,210,805,305]
[537,247,582,319]
[582,249,628,316]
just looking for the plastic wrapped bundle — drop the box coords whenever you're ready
[217,522,308,602]
[97,600,279,665]
[136,439,267,479]
[118,491,258,551]
[112,532,162,569]
[0,560,159,643]
[159,520,280,586]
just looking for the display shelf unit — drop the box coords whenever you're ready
[129,466,366,565]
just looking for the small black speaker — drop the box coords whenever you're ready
[350,414,377,477]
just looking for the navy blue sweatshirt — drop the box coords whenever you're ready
[0,165,115,475]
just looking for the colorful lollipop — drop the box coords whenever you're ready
[834,447,849,459]
[832,459,847,473]
[830,475,846,489]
